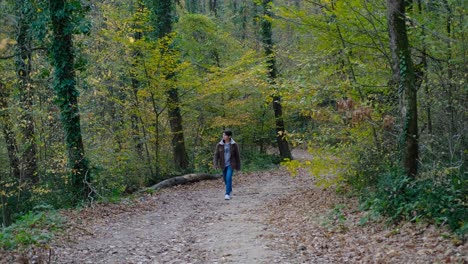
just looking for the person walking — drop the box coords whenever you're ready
[213,130,241,200]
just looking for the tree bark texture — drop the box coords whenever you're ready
[387,0,419,176]
[261,0,292,161]
[15,0,38,184]
[0,83,21,179]
[167,88,189,170]
[50,0,92,202]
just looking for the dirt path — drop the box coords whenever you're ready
[51,167,315,263]
[30,150,465,263]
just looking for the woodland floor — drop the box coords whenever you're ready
[1,149,467,263]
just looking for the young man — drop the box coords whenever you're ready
[213,130,241,200]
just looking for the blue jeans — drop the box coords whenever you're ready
[223,166,233,195]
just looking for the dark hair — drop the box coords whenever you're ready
[223,130,232,137]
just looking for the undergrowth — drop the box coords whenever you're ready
[0,209,64,250]
[360,168,467,238]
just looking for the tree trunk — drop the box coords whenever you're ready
[442,0,455,136]
[50,0,92,203]
[147,173,221,192]
[185,0,198,13]
[130,81,144,158]
[15,0,38,184]
[387,0,419,176]
[261,0,292,161]
[131,0,156,180]
[209,0,218,16]
[417,0,432,134]
[131,1,145,159]
[0,83,20,179]
[153,0,190,171]
[167,88,189,170]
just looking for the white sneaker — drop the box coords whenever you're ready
[224,194,231,200]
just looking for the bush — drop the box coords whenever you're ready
[0,210,64,250]
[362,168,467,236]
[241,151,280,172]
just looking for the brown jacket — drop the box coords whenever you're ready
[213,140,241,171]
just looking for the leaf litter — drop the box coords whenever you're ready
[1,150,466,263]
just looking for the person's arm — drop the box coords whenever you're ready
[213,144,219,169]
[234,144,241,171]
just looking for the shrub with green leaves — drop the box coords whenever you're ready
[0,210,64,250]
[362,168,467,236]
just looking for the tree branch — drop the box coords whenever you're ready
[0,47,48,60]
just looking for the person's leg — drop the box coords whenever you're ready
[225,166,233,195]
[222,166,227,184]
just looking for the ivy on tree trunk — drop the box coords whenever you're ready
[49,0,92,203]
[387,0,419,176]
[15,0,38,184]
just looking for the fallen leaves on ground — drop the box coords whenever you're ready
[1,157,466,263]
[262,168,467,263]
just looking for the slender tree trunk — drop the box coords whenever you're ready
[387,0,418,176]
[149,92,163,179]
[417,0,432,134]
[0,83,20,180]
[1,194,9,227]
[132,60,156,180]
[185,0,198,13]
[131,0,157,181]
[209,0,218,16]
[167,88,189,169]
[261,0,292,161]
[442,0,455,136]
[15,0,38,184]
[153,0,189,171]
[134,96,156,180]
[130,78,144,158]
[131,1,145,159]
[50,0,92,202]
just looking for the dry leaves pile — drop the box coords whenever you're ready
[262,168,467,263]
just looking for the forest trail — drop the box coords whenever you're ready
[50,153,314,263]
[43,150,466,263]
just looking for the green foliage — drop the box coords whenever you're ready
[0,168,75,226]
[282,145,347,189]
[320,203,349,232]
[362,168,467,236]
[0,210,64,250]
[342,124,397,191]
[242,151,280,172]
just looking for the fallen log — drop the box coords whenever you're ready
[145,173,222,192]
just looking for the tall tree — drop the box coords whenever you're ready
[441,0,455,136]
[149,0,189,171]
[49,0,92,202]
[15,0,38,184]
[387,0,418,176]
[131,0,155,180]
[261,0,292,161]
